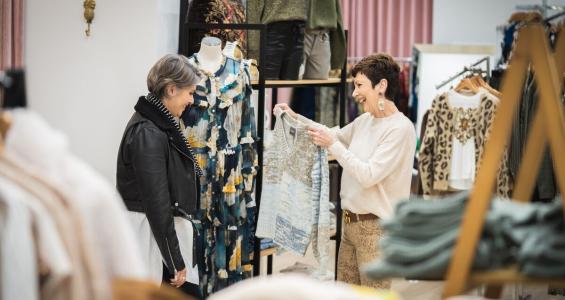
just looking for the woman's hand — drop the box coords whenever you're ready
[170,268,187,288]
[308,126,336,148]
[273,103,297,118]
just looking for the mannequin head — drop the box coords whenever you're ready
[202,36,221,47]
[197,37,223,73]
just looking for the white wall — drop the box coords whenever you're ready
[433,0,565,47]
[25,0,180,182]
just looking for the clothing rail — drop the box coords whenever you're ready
[546,11,565,23]
[516,0,564,18]
[435,56,490,90]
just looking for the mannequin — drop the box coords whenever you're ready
[197,37,224,74]
[183,34,258,294]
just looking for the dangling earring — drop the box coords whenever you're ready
[377,93,385,111]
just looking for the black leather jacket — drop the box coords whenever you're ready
[117,95,201,274]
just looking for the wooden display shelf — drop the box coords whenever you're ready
[251,78,352,88]
[260,246,277,257]
[249,246,278,260]
[470,266,565,286]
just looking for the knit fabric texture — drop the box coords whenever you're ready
[256,110,331,279]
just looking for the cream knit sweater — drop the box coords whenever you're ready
[328,112,416,219]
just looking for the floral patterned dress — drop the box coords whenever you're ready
[181,54,258,293]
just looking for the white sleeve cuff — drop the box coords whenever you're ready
[328,141,347,159]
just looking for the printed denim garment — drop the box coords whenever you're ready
[181,55,258,293]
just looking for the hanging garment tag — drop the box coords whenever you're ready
[289,127,296,137]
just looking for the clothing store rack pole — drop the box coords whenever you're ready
[435,56,491,89]
[257,22,267,277]
[180,21,268,277]
[270,88,278,129]
[334,30,348,280]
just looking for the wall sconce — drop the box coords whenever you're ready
[83,0,96,36]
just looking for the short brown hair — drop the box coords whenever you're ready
[147,54,201,99]
[351,53,400,101]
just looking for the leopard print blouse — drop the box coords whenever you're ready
[418,92,512,197]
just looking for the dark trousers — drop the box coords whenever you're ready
[162,264,203,299]
[264,20,305,80]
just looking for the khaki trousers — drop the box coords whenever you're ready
[337,217,391,289]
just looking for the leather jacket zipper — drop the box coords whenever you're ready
[171,142,200,219]
[171,143,197,165]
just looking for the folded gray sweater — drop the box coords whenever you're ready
[365,194,565,280]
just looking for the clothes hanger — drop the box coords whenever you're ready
[454,77,480,95]
[470,75,502,98]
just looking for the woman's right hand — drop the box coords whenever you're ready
[273,103,297,118]
[170,268,187,288]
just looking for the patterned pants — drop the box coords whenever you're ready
[337,217,391,289]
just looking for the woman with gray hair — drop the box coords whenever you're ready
[116,54,203,298]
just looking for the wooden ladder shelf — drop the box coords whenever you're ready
[442,23,565,298]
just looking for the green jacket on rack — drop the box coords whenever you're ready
[307,0,346,69]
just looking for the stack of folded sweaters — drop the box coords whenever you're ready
[364,192,565,280]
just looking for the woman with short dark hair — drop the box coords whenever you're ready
[276,53,416,289]
[116,54,203,298]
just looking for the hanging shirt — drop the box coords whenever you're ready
[256,110,331,279]
[446,89,482,190]
[419,89,512,197]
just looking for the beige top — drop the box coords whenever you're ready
[328,112,416,219]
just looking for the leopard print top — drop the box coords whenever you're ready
[418,91,512,197]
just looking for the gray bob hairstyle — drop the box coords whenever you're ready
[147,54,201,99]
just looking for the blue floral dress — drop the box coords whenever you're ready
[181,54,258,293]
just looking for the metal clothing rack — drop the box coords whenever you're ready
[178,15,348,278]
[516,0,564,18]
[435,56,491,90]
[545,10,565,23]
[496,2,565,33]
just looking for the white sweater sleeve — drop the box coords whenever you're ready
[328,127,412,188]
[329,121,355,147]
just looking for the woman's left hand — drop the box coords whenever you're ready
[307,126,336,148]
